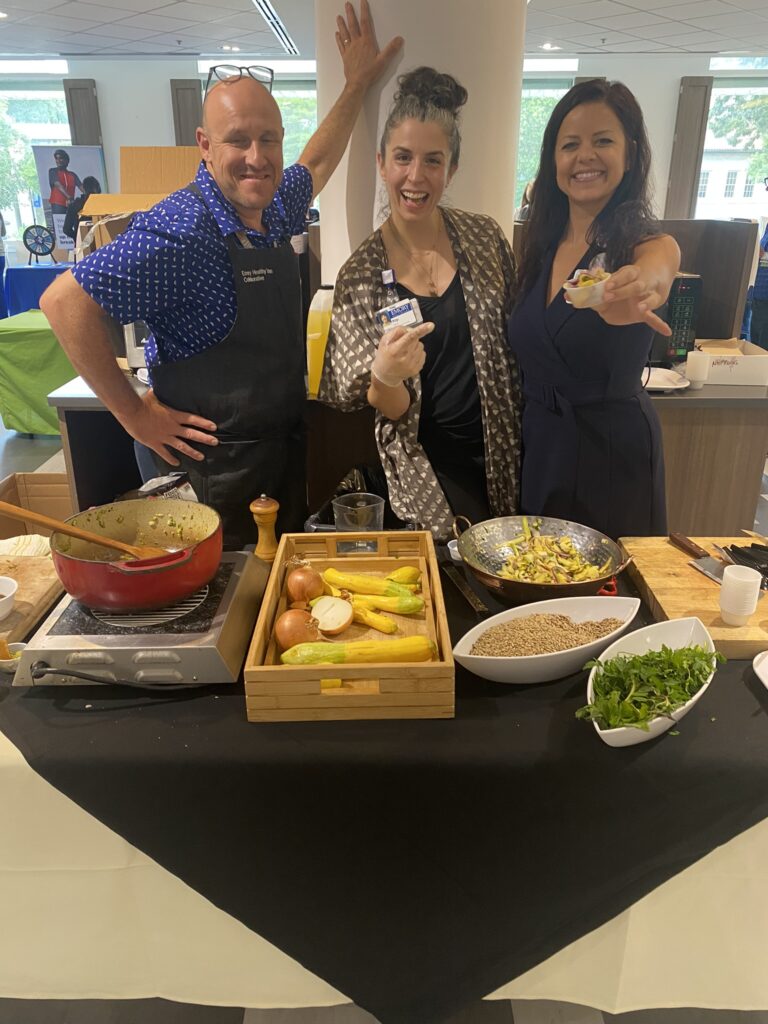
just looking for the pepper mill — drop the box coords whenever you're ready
[250,494,280,563]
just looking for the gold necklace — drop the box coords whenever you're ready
[387,216,442,297]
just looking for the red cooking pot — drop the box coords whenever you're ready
[50,499,223,612]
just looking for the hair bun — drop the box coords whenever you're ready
[394,67,468,115]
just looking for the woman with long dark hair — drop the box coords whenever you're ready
[508,79,680,539]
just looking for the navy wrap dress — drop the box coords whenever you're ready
[507,247,666,539]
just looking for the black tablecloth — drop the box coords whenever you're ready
[2,564,768,1024]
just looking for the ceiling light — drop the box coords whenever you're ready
[251,0,299,56]
[0,59,69,73]
[540,42,561,51]
[198,58,315,75]
[0,11,7,17]
[222,44,231,50]
[523,58,579,72]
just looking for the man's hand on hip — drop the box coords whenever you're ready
[123,390,219,467]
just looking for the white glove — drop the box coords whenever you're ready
[371,322,434,388]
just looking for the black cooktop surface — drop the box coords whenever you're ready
[48,562,235,638]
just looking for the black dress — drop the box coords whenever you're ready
[506,247,666,539]
[398,274,491,523]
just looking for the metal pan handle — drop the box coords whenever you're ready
[452,516,473,541]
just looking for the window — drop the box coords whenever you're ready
[698,170,709,198]
[710,57,768,71]
[272,82,316,168]
[696,78,768,220]
[515,78,572,208]
[0,82,70,242]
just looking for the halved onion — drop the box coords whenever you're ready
[311,595,354,636]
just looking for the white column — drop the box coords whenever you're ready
[314,0,527,283]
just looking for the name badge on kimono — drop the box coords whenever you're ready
[374,297,424,331]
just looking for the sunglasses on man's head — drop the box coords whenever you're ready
[204,65,274,97]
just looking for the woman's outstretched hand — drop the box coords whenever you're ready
[596,265,672,336]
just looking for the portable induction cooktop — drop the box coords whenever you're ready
[14,552,269,688]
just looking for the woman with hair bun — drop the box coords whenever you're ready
[508,79,680,539]
[320,67,521,539]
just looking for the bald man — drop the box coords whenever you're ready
[41,0,402,549]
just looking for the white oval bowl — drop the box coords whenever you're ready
[453,596,641,685]
[752,650,768,691]
[586,617,716,748]
[0,576,18,622]
[0,642,26,674]
[563,275,610,309]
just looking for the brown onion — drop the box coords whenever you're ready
[274,609,320,650]
[286,566,324,604]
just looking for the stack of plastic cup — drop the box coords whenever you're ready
[685,350,709,390]
[719,564,762,626]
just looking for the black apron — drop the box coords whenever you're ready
[150,185,307,550]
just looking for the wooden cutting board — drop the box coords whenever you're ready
[0,556,63,645]
[620,536,768,659]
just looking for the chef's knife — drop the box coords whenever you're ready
[669,533,729,585]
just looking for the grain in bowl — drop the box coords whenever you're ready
[470,613,625,658]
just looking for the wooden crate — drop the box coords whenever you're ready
[244,531,454,722]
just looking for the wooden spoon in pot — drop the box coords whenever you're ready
[0,500,170,562]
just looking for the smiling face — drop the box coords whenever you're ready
[196,77,284,230]
[378,118,455,225]
[554,101,629,217]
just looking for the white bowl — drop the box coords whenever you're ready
[563,271,611,309]
[0,576,18,622]
[752,650,768,691]
[447,539,462,563]
[453,596,640,685]
[586,617,717,748]
[0,642,26,674]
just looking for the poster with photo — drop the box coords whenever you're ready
[32,145,108,251]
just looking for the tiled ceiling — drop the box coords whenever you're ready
[0,0,767,57]
[526,0,768,54]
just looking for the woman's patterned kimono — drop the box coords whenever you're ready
[319,207,521,540]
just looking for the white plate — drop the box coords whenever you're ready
[453,596,640,685]
[643,367,690,392]
[586,617,716,747]
[752,651,768,691]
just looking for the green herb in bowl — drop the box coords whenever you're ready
[577,643,724,733]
